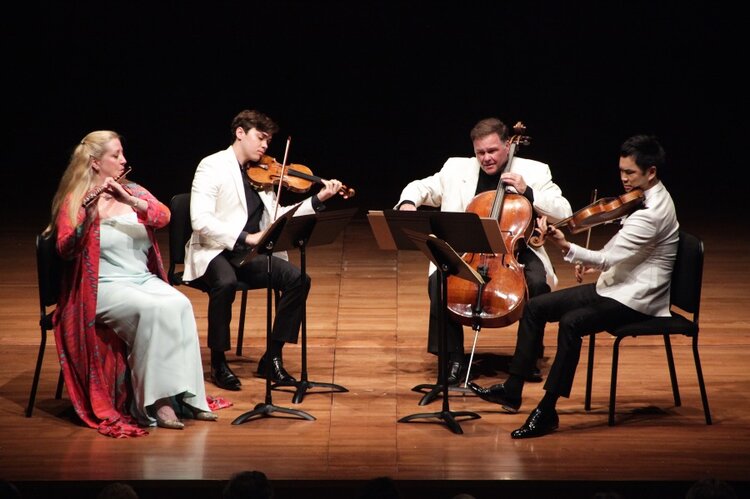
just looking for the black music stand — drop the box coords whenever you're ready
[371,210,510,404]
[398,229,484,434]
[368,211,507,434]
[271,207,358,404]
[232,204,315,424]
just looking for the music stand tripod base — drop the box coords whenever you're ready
[269,376,349,405]
[232,401,316,424]
[412,382,471,406]
[291,379,349,405]
[398,409,480,435]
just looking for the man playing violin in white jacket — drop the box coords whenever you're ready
[469,134,679,439]
[184,109,343,391]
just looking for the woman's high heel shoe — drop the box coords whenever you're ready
[193,410,219,421]
[156,417,185,430]
[179,399,219,421]
[152,399,185,429]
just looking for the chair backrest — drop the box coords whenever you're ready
[36,232,62,312]
[669,230,704,319]
[168,193,192,284]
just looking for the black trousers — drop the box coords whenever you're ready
[508,282,648,398]
[426,247,550,356]
[198,251,310,352]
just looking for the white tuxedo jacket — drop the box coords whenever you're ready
[183,146,317,282]
[565,181,679,316]
[396,156,572,289]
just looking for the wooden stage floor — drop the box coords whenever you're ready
[1,213,749,498]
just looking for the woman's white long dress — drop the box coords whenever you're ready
[95,212,210,426]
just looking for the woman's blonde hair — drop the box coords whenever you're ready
[44,130,121,234]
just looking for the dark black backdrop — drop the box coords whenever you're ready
[2,1,744,231]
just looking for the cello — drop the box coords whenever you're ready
[446,122,533,329]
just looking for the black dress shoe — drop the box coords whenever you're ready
[510,407,559,439]
[526,367,543,383]
[446,361,466,386]
[467,382,522,413]
[211,363,241,391]
[257,356,297,385]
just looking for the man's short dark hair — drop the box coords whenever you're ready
[620,134,666,172]
[470,118,508,142]
[230,110,279,142]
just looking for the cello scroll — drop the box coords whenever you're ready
[508,121,531,148]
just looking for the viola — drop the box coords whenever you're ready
[446,122,533,329]
[246,155,355,199]
[528,188,644,247]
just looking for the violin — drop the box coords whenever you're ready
[528,188,645,247]
[246,155,355,199]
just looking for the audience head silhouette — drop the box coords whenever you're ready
[686,478,737,499]
[358,476,403,499]
[0,480,22,499]
[223,470,274,499]
[97,482,139,499]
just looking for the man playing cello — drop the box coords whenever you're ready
[395,117,572,386]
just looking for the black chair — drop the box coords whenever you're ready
[584,230,712,426]
[27,232,65,417]
[168,193,268,357]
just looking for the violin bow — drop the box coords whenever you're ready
[272,136,292,221]
[577,188,597,283]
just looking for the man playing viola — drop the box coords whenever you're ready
[469,134,679,439]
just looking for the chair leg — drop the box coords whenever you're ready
[26,326,48,417]
[584,334,596,411]
[55,369,64,399]
[608,337,624,426]
[662,334,681,407]
[692,336,713,425]
[234,289,279,358]
[236,289,248,356]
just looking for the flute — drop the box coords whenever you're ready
[82,166,132,207]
